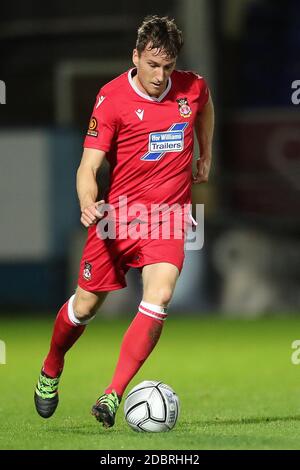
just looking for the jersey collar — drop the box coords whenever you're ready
[128,68,172,102]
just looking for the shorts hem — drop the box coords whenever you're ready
[130,259,183,273]
[77,281,127,293]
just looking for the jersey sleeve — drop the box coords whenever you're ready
[83,90,118,152]
[196,77,210,113]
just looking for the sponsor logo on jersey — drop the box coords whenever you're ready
[141,122,188,161]
[83,261,92,281]
[87,116,98,137]
[96,95,105,108]
[176,97,192,118]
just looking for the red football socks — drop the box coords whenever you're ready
[43,297,86,378]
[105,301,168,398]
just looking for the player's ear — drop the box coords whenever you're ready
[132,49,139,67]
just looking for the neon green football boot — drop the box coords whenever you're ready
[34,370,61,418]
[91,391,120,428]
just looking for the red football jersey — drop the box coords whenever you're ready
[84,68,209,220]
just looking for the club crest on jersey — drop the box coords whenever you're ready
[176,97,192,118]
[83,261,92,281]
[87,116,98,137]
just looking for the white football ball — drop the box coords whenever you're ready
[124,380,180,432]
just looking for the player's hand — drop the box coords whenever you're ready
[80,200,105,228]
[192,157,211,184]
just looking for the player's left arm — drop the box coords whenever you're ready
[193,93,215,184]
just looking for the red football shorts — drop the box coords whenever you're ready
[78,218,188,292]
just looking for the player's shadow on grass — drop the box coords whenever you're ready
[198,416,300,426]
[45,425,120,436]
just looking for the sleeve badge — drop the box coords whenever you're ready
[87,117,98,137]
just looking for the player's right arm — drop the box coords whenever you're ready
[76,148,106,228]
[78,85,117,227]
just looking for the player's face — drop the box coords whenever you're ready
[132,44,176,97]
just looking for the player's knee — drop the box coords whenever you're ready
[73,293,99,321]
[144,286,173,307]
[158,287,173,306]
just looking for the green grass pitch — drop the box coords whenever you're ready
[0,314,300,450]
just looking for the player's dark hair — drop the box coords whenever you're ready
[136,15,183,58]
